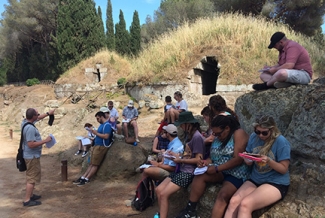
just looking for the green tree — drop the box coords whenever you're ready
[141,0,215,43]
[97,6,107,49]
[115,10,130,55]
[130,10,141,56]
[0,0,59,83]
[106,0,115,50]
[57,0,106,71]
[214,0,325,37]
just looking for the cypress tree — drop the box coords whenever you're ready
[115,10,130,56]
[130,10,141,56]
[106,0,115,50]
[97,6,106,49]
[57,0,106,71]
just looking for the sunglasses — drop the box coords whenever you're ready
[212,129,224,137]
[254,129,269,136]
[163,131,168,134]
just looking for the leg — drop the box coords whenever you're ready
[123,122,129,138]
[266,69,288,86]
[189,173,221,202]
[78,140,83,150]
[211,181,238,218]
[224,181,257,218]
[131,120,139,139]
[83,165,98,180]
[156,177,172,208]
[237,184,282,218]
[24,183,35,202]
[82,165,93,178]
[165,110,171,123]
[157,179,181,218]
[116,123,122,135]
[169,108,179,123]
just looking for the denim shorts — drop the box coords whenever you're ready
[286,69,311,84]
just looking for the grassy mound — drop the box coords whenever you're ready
[58,13,325,85]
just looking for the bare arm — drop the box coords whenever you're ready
[37,109,55,120]
[262,156,290,174]
[217,129,248,172]
[27,136,51,148]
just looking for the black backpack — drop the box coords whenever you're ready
[132,177,155,211]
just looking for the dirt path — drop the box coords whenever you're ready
[0,122,165,218]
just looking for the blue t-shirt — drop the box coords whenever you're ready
[94,122,112,146]
[22,120,42,159]
[246,133,291,185]
[163,137,184,167]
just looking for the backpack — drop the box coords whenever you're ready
[131,177,155,211]
[16,122,35,172]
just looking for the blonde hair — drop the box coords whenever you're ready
[252,116,281,155]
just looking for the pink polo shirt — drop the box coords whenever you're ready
[278,40,313,78]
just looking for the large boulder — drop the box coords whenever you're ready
[81,141,147,181]
[235,83,325,164]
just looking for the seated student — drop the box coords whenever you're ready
[152,133,169,154]
[224,116,291,218]
[122,100,140,143]
[176,115,250,218]
[165,91,188,124]
[155,112,205,218]
[100,106,117,131]
[142,124,183,183]
[155,96,175,137]
[73,111,113,186]
[107,100,122,134]
[75,123,95,158]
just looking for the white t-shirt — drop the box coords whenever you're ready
[109,107,119,119]
[175,99,188,111]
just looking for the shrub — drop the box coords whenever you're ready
[26,78,40,86]
[117,77,126,87]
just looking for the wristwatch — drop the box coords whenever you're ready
[46,112,50,116]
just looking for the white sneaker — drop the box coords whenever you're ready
[136,138,140,143]
[274,82,293,89]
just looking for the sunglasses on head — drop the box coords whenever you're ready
[254,129,269,136]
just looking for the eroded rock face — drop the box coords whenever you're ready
[235,83,325,165]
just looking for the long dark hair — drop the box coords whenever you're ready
[211,115,240,147]
[209,95,238,121]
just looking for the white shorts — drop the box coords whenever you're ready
[286,69,311,84]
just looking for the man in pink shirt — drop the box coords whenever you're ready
[253,32,313,91]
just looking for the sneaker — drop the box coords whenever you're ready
[252,82,274,91]
[274,82,293,89]
[23,200,42,207]
[77,178,89,187]
[175,209,198,218]
[72,177,82,184]
[81,151,88,158]
[30,194,41,201]
[136,138,140,143]
[75,150,82,155]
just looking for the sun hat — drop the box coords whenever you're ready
[128,100,134,107]
[268,32,285,49]
[162,124,178,135]
[100,106,110,113]
[174,111,198,126]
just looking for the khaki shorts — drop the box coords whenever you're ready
[91,146,108,166]
[25,158,41,184]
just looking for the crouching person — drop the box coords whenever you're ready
[73,111,113,186]
[142,124,183,183]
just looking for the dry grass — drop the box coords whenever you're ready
[56,50,131,85]
[58,13,325,85]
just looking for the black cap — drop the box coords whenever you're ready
[268,32,285,49]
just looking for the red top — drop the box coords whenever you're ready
[278,40,313,78]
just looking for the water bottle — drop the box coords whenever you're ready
[133,142,137,146]
[153,212,160,218]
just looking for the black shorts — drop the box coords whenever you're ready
[169,172,194,188]
[248,179,289,199]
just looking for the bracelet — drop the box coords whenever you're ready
[46,112,50,116]
[215,166,219,173]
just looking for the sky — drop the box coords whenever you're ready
[0,0,324,32]
[0,0,161,28]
